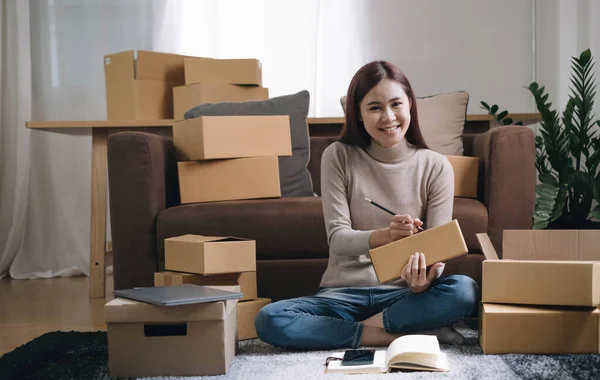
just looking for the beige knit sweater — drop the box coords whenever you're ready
[319,138,454,288]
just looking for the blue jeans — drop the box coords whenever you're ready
[254,274,479,350]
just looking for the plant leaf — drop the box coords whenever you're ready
[592,205,600,220]
[497,111,508,120]
[481,101,490,110]
[533,220,550,229]
[538,172,559,186]
[503,117,514,125]
[491,105,498,114]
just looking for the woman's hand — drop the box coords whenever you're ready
[400,252,444,293]
[389,214,423,241]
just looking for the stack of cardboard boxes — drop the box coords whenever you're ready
[174,57,268,119]
[477,230,600,354]
[156,235,271,341]
[172,113,292,204]
[103,50,269,120]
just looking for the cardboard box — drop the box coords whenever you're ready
[173,83,269,119]
[177,156,281,204]
[477,232,600,307]
[237,298,271,340]
[155,271,258,301]
[368,220,468,283]
[172,116,292,161]
[105,295,237,377]
[165,235,256,275]
[184,58,262,86]
[445,155,479,198]
[502,229,600,261]
[479,303,600,354]
[104,50,190,119]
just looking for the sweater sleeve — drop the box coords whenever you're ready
[426,156,454,229]
[426,156,455,277]
[320,144,372,257]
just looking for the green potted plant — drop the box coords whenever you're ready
[481,48,600,229]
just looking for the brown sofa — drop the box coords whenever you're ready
[107,126,535,301]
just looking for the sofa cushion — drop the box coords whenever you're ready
[340,91,468,156]
[157,196,487,265]
[157,197,330,263]
[183,90,314,197]
[452,197,488,253]
[416,91,468,156]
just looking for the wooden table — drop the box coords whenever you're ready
[26,113,540,298]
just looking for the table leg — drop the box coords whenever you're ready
[90,128,107,298]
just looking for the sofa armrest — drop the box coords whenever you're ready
[473,126,535,257]
[107,131,179,290]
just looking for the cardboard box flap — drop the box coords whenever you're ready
[105,297,237,323]
[104,50,135,83]
[135,50,187,83]
[475,233,500,260]
[168,235,250,244]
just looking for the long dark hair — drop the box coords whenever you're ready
[338,61,429,150]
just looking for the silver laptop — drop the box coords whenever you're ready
[113,284,243,306]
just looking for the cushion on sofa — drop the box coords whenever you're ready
[184,90,314,197]
[340,91,468,156]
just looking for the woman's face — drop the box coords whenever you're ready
[358,79,411,148]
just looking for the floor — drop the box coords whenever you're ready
[0,273,114,355]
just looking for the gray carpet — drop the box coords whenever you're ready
[1,327,599,379]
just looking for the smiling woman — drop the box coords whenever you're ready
[253,60,479,351]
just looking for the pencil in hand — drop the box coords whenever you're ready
[364,197,424,231]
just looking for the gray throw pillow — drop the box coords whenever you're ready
[184,90,314,197]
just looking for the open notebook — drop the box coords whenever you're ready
[325,335,449,374]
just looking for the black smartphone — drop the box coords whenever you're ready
[341,349,375,366]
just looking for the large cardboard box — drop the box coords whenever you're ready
[165,235,256,275]
[184,58,262,86]
[155,271,258,301]
[104,50,189,119]
[477,233,600,307]
[445,155,479,198]
[177,156,281,204]
[479,303,600,354]
[172,116,292,161]
[105,295,238,377]
[237,298,271,340]
[368,220,468,283]
[173,83,269,119]
[502,229,600,261]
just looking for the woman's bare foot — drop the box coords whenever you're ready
[359,325,403,346]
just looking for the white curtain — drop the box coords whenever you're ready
[0,0,32,279]
[0,0,155,279]
[150,0,367,116]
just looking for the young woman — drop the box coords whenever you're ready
[255,61,479,350]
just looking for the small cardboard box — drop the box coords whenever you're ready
[184,58,262,86]
[445,155,479,198]
[105,295,238,377]
[172,116,292,161]
[165,235,256,275]
[502,229,600,261]
[173,83,269,119]
[177,156,281,204]
[368,220,468,283]
[477,232,600,307]
[479,303,600,354]
[155,271,258,301]
[237,298,271,340]
[104,50,190,119]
